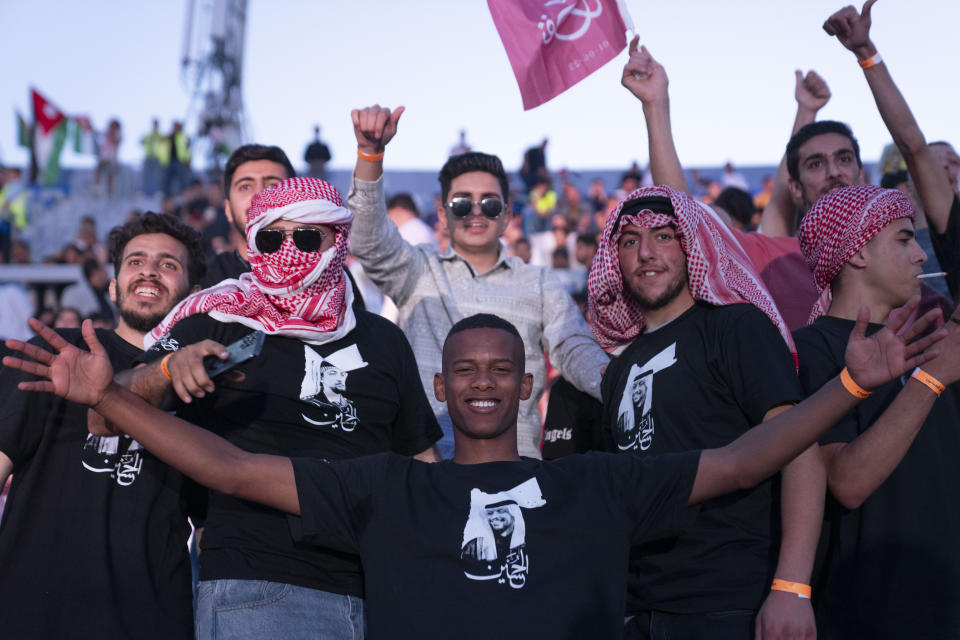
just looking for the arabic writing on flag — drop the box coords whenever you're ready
[488,0,633,110]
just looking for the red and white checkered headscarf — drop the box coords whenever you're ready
[798,185,915,323]
[146,177,356,347]
[588,185,795,358]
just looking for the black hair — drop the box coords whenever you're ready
[576,233,598,248]
[713,187,756,228]
[438,152,510,203]
[223,144,295,193]
[386,192,420,216]
[443,314,523,363]
[81,257,103,280]
[786,120,862,181]
[107,212,206,286]
[880,170,909,189]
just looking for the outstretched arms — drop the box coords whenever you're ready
[3,320,300,515]
[690,297,945,505]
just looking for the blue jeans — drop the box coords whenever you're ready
[195,579,365,640]
[624,609,756,640]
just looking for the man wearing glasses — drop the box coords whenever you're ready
[113,177,442,640]
[348,105,608,459]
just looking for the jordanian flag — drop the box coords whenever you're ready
[16,111,31,148]
[31,88,69,186]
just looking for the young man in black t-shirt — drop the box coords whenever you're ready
[588,182,824,639]
[0,213,205,639]
[117,177,441,640]
[795,182,960,638]
[3,309,948,640]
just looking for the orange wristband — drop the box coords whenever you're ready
[160,353,174,380]
[858,53,882,69]
[357,149,384,162]
[911,367,945,397]
[771,579,812,599]
[840,367,871,399]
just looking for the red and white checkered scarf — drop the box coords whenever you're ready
[588,185,795,358]
[798,185,915,323]
[146,177,356,347]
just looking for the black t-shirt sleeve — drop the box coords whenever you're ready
[138,315,222,365]
[288,454,385,554]
[0,340,46,465]
[929,194,960,301]
[542,376,604,459]
[794,326,858,446]
[718,305,803,424]
[605,450,701,544]
[384,323,442,455]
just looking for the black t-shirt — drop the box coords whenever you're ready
[794,316,960,639]
[0,330,196,639]
[601,302,802,614]
[290,450,700,639]
[541,376,603,459]
[142,311,442,595]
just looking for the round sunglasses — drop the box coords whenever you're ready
[255,227,327,253]
[445,197,504,219]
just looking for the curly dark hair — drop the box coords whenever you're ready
[107,212,206,285]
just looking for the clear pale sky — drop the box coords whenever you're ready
[2,0,956,172]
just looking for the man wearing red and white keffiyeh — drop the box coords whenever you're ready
[590,185,817,640]
[147,176,356,347]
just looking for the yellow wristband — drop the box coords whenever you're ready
[771,579,812,599]
[160,353,174,380]
[911,367,945,397]
[357,149,384,162]
[858,53,882,69]
[840,367,871,399]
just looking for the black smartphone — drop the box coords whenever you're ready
[204,330,265,377]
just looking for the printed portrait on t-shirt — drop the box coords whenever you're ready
[80,434,144,486]
[460,478,546,589]
[614,342,677,451]
[299,344,368,432]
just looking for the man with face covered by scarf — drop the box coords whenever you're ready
[115,177,442,640]
[793,184,960,639]
[590,185,825,640]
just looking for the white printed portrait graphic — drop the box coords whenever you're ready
[300,344,368,431]
[460,478,546,589]
[615,343,677,451]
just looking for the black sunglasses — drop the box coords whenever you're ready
[255,227,327,253]
[445,197,504,219]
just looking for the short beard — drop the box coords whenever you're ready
[625,272,687,311]
[116,286,183,334]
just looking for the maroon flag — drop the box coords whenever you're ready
[488,0,633,110]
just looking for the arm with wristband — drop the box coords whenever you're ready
[817,305,960,510]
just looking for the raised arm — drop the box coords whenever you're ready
[621,37,688,193]
[824,0,954,234]
[690,297,945,505]
[3,320,299,515]
[760,70,832,237]
[347,105,427,304]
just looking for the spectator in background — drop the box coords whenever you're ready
[60,258,115,323]
[449,129,471,157]
[53,307,81,329]
[519,138,549,191]
[163,122,192,197]
[511,236,532,263]
[713,186,761,231]
[202,182,232,255]
[304,125,332,179]
[557,180,589,229]
[141,118,165,196]
[574,233,598,271]
[386,193,436,247]
[753,175,775,211]
[880,169,910,194]
[721,161,750,191]
[94,119,122,198]
[587,177,608,212]
[523,177,557,235]
[530,213,577,268]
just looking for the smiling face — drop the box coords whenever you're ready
[485,505,515,535]
[438,171,509,258]
[789,132,863,214]
[617,223,693,322]
[434,327,533,449]
[111,233,193,335]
